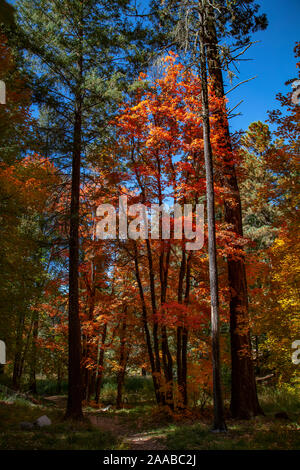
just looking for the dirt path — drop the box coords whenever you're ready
[44,395,67,408]
[88,413,167,450]
[44,396,166,450]
[123,432,167,450]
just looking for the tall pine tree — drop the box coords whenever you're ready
[150,0,267,418]
[15,0,147,420]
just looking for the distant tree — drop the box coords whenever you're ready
[0,35,54,390]
[242,44,300,385]
[0,33,33,164]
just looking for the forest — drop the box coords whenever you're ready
[0,0,299,452]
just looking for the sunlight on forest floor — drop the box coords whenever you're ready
[0,390,299,450]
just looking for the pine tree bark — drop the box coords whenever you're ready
[205,5,262,419]
[65,1,84,420]
[65,104,83,420]
[199,10,226,431]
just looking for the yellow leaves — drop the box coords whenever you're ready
[187,360,213,408]
[253,225,300,383]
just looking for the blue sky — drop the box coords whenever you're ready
[224,0,300,133]
[8,0,299,133]
[135,0,299,133]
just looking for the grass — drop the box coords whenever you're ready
[164,417,300,450]
[0,383,299,450]
[0,399,117,450]
[36,379,68,396]
[99,376,155,405]
[0,374,68,397]
[258,384,300,415]
[163,385,300,450]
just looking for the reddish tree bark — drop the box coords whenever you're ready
[205,5,262,419]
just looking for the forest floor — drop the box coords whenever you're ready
[0,392,299,450]
[45,395,167,449]
[88,413,167,450]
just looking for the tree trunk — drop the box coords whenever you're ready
[12,311,25,390]
[29,311,39,394]
[205,4,262,419]
[255,336,260,374]
[18,316,34,389]
[82,291,96,402]
[116,311,128,409]
[133,242,162,405]
[177,247,186,407]
[95,323,107,404]
[131,153,167,407]
[82,215,97,402]
[182,252,192,407]
[57,361,62,394]
[87,372,96,402]
[199,9,226,431]
[176,221,192,408]
[145,238,167,406]
[65,1,84,419]
[159,240,173,408]
[65,104,83,420]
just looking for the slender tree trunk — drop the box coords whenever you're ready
[199,8,226,431]
[116,311,128,409]
[181,327,188,406]
[57,361,62,394]
[176,210,191,408]
[182,252,192,407]
[12,311,25,390]
[29,311,39,394]
[255,336,259,374]
[177,248,186,407]
[82,287,96,402]
[95,323,107,404]
[87,373,96,402]
[145,238,166,404]
[133,243,162,405]
[82,214,97,402]
[18,316,34,388]
[157,187,173,408]
[205,4,262,419]
[131,153,167,406]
